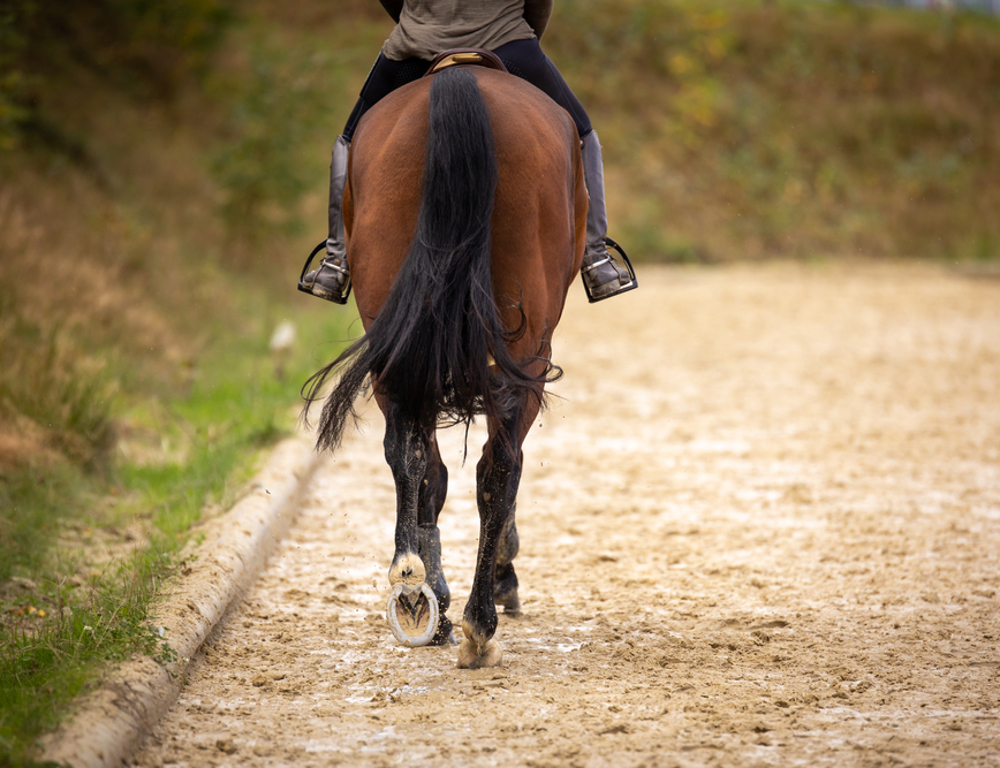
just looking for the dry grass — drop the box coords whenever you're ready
[552,0,1000,261]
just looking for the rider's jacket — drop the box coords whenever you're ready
[379,0,553,61]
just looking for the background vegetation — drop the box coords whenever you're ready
[552,0,1000,262]
[0,0,998,763]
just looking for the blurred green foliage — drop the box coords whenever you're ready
[210,43,331,243]
[0,0,235,151]
[0,4,31,151]
[0,3,355,760]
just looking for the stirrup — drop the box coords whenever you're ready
[582,237,638,303]
[297,241,351,305]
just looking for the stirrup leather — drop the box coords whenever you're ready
[582,237,638,303]
[297,240,352,304]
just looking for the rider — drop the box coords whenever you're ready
[301,0,636,304]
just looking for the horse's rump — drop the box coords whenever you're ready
[305,66,587,449]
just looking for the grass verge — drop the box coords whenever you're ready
[0,293,352,765]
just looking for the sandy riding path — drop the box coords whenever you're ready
[132,263,1000,767]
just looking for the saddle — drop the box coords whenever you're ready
[424,48,508,77]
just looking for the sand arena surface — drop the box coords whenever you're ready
[131,263,1000,767]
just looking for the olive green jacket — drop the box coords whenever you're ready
[378,0,553,61]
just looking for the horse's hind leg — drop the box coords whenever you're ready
[458,397,538,669]
[417,433,456,644]
[382,400,427,587]
[381,399,442,646]
[493,505,521,614]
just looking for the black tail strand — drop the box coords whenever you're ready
[303,68,560,451]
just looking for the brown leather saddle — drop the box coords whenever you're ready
[424,48,508,77]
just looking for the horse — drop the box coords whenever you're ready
[304,61,587,669]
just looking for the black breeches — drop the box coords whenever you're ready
[341,38,592,142]
[341,56,432,141]
[493,38,592,139]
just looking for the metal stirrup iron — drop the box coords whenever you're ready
[297,241,352,304]
[581,237,638,303]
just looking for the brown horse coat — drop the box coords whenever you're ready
[345,67,586,374]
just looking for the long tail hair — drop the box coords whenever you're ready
[304,67,559,451]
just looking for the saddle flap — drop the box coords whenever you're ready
[424,48,508,77]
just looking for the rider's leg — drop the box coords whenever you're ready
[302,55,431,303]
[301,135,351,302]
[493,39,635,301]
[579,128,634,301]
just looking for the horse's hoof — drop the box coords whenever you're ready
[386,582,439,647]
[429,615,458,646]
[456,638,503,669]
[495,590,521,615]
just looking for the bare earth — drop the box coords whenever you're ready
[131,263,1000,768]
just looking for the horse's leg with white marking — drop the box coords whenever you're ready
[383,401,427,588]
[458,398,536,669]
[417,432,456,645]
[382,400,441,646]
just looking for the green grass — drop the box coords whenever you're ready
[0,289,352,763]
[0,547,178,766]
[0,301,116,481]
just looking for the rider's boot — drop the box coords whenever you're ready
[301,135,351,304]
[580,130,636,302]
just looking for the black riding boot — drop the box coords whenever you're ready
[580,130,637,302]
[301,135,351,303]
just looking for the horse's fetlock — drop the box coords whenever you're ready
[461,618,486,647]
[389,552,426,588]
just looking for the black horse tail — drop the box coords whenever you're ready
[304,67,558,451]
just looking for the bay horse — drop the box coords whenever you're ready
[304,62,587,669]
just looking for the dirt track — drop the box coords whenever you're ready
[131,263,1000,767]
